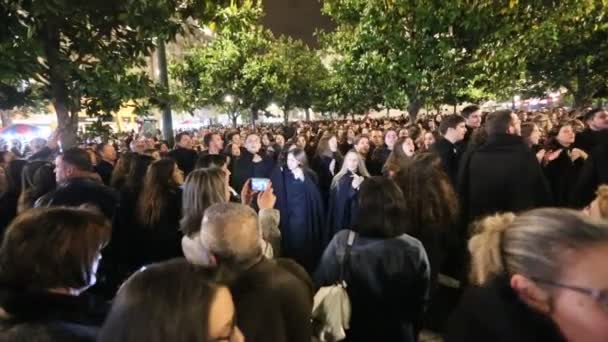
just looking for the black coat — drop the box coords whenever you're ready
[314,230,430,342]
[572,142,608,208]
[326,174,359,246]
[370,145,391,175]
[232,151,275,193]
[446,276,565,342]
[35,177,119,220]
[0,289,108,342]
[457,134,552,225]
[228,258,313,342]
[431,137,461,186]
[311,154,343,208]
[542,147,584,207]
[94,160,114,186]
[167,147,198,176]
[573,128,608,153]
[271,167,325,274]
[0,190,19,238]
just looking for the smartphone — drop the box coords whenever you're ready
[251,178,270,192]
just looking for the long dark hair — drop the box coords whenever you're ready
[18,161,56,213]
[354,176,407,239]
[123,154,154,194]
[98,259,228,342]
[4,159,27,195]
[111,152,136,189]
[136,159,179,227]
[394,153,459,237]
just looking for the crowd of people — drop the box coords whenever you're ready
[0,104,608,341]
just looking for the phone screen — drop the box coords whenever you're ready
[251,178,270,192]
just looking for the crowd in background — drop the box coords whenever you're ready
[0,105,608,341]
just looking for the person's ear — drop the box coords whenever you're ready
[511,274,552,314]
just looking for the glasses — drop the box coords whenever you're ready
[532,277,608,312]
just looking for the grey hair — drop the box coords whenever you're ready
[469,208,608,285]
[199,203,263,269]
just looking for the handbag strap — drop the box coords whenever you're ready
[339,230,357,282]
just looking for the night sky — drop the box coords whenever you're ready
[261,0,334,47]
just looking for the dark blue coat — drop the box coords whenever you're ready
[326,173,360,246]
[271,167,325,274]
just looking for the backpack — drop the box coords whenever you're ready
[311,230,356,342]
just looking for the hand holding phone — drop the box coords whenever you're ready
[251,178,271,192]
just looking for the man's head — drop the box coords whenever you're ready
[175,133,193,150]
[370,130,384,147]
[227,132,242,147]
[353,135,370,156]
[439,115,467,143]
[55,148,93,183]
[197,203,262,269]
[130,138,146,154]
[462,105,482,129]
[485,110,521,137]
[96,143,117,163]
[244,134,261,155]
[584,108,608,131]
[204,133,224,153]
[29,138,47,153]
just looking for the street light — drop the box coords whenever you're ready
[224,95,234,104]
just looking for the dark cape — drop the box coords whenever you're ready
[326,173,359,246]
[542,146,584,207]
[457,134,552,225]
[0,190,19,239]
[0,288,109,342]
[311,153,343,208]
[271,167,326,274]
[573,128,608,153]
[446,276,565,342]
[167,147,198,176]
[94,160,114,186]
[370,145,391,176]
[571,142,608,208]
[431,137,462,186]
[233,151,275,193]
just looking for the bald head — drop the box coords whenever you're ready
[199,203,262,269]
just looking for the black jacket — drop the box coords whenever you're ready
[542,147,584,207]
[311,154,343,207]
[370,145,391,175]
[35,177,119,220]
[232,151,274,193]
[573,128,608,153]
[572,142,608,208]
[446,276,565,342]
[457,134,552,225]
[0,289,108,342]
[228,258,314,342]
[168,147,198,176]
[94,160,114,186]
[431,137,461,186]
[314,230,430,342]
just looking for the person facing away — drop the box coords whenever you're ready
[315,176,430,342]
[184,202,314,342]
[98,259,244,342]
[0,207,111,342]
[447,208,608,342]
[168,132,199,176]
[35,148,118,220]
[326,150,370,246]
[457,110,552,225]
[431,114,467,186]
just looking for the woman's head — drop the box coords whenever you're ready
[110,152,135,188]
[18,161,56,213]
[286,148,308,171]
[98,259,243,342]
[469,208,608,341]
[521,122,542,146]
[383,137,415,176]
[316,133,339,158]
[394,153,459,236]
[124,154,154,192]
[331,150,370,188]
[545,121,576,150]
[136,159,182,227]
[181,168,228,237]
[422,131,436,150]
[587,185,608,220]
[354,177,407,239]
[0,207,110,292]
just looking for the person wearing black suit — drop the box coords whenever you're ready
[431,114,467,186]
[167,132,198,176]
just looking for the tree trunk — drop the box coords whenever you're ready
[350,113,355,120]
[231,112,238,128]
[43,21,78,149]
[386,107,390,117]
[407,100,422,122]
[305,108,311,121]
[573,91,593,109]
[283,108,289,125]
[156,39,174,147]
[0,110,13,128]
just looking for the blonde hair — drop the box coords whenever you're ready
[331,150,370,189]
[180,168,227,237]
[595,185,608,219]
[469,208,608,286]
